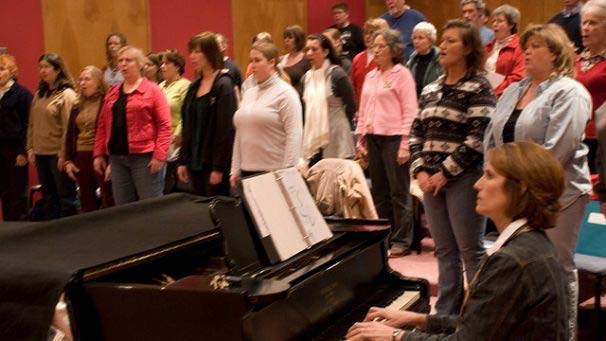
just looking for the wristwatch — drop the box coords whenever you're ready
[392,328,404,341]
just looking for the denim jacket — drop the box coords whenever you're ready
[484,76,592,208]
[405,228,569,340]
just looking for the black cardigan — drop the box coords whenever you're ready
[0,82,33,153]
[179,72,237,172]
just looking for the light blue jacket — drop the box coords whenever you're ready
[485,76,592,207]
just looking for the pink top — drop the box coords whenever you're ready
[94,78,172,161]
[355,64,418,150]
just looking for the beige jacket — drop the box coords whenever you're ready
[305,158,377,219]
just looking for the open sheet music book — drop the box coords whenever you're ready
[240,167,333,263]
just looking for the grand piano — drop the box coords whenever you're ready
[0,193,429,341]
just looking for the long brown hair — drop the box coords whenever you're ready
[37,53,74,98]
[442,19,485,75]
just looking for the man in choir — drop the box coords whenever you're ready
[380,0,426,62]
[461,0,495,45]
[216,33,243,91]
[330,2,366,60]
[549,0,584,52]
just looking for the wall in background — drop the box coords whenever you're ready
[149,0,232,80]
[41,0,151,82]
[0,0,45,91]
[232,0,308,72]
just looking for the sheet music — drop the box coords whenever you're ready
[274,168,333,245]
[241,168,332,261]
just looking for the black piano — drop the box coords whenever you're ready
[0,193,429,341]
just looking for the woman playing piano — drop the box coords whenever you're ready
[346,141,569,340]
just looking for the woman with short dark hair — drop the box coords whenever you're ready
[279,25,310,98]
[347,141,570,340]
[28,53,79,218]
[176,32,237,196]
[0,54,32,220]
[409,20,495,315]
[103,32,127,87]
[301,33,356,167]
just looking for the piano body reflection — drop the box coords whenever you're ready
[0,194,429,341]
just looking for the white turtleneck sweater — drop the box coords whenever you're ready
[231,72,303,174]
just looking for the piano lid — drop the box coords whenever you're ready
[0,193,217,341]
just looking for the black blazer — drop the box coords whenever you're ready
[0,81,33,153]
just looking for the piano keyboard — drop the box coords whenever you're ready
[384,290,420,311]
[310,281,422,340]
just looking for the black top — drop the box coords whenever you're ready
[283,57,310,99]
[503,108,523,143]
[189,94,212,171]
[224,58,243,88]
[108,86,129,155]
[549,10,583,53]
[0,82,33,153]
[413,52,433,96]
[179,73,237,172]
[331,23,365,60]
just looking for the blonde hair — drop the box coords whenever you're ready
[76,66,107,107]
[117,46,146,72]
[364,18,389,32]
[251,42,291,84]
[520,24,577,78]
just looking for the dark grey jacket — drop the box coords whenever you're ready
[405,228,569,340]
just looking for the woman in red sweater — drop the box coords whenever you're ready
[350,18,388,106]
[576,0,606,174]
[484,5,525,98]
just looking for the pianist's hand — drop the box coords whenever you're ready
[346,321,399,341]
[363,307,427,329]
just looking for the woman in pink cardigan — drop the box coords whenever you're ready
[355,28,418,257]
[93,46,171,205]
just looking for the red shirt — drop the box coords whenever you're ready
[576,56,606,140]
[485,34,525,98]
[94,78,172,160]
[350,50,377,105]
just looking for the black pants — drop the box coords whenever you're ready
[35,154,79,219]
[190,168,230,197]
[0,143,28,220]
[366,134,413,249]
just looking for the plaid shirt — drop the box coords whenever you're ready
[579,49,606,73]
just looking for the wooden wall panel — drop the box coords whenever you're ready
[366,0,565,39]
[41,0,150,80]
[232,0,307,73]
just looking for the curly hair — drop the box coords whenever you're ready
[373,28,405,65]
